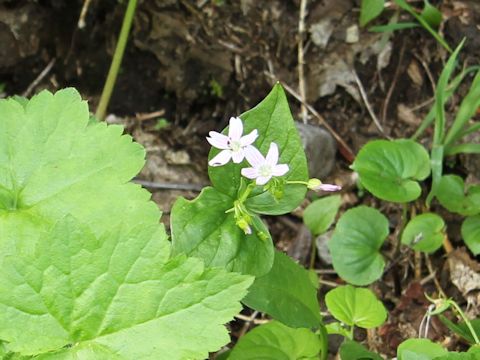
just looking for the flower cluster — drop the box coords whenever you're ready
[208,117,289,185]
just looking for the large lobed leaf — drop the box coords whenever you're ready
[0,89,253,359]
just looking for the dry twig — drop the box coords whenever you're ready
[297,0,308,124]
[22,58,56,97]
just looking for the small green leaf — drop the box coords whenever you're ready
[0,216,253,358]
[397,339,448,360]
[325,285,387,329]
[242,250,322,328]
[171,187,274,276]
[360,0,385,27]
[462,216,480,255]
[209,84,308,215]
[420,0,442,28]
[369,22,419,32]
[401,213,445,253]
[439,316,480,345]
[328,206,388,285]
[228,321,322,360]
[437,175,480,216]
[325,322,351,338]
[339,340,383,360]
[351,139,430,203]
[304,195,342,236]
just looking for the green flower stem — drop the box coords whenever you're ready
[450,300,480,344]
[286,180,308,186]
[95,0,138,120]
[318,323,328,360]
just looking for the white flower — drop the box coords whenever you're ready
[241,142,289,185]
[207,117,258,167]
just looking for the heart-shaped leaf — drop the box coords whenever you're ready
[208,84,309,215]
[171,187,274,276]
[328,206,388,285]
[437,175,480,216]
[351,139,430,203]
[325,285,387,329]
[401,213,445,253]
[303,195,342,236]
[397,339,447,360]
[228,321,322,360]
[462,216,480,255]
[242,250,322,328]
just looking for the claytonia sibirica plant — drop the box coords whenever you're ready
[241,142,289,186]
[207,116,258,166]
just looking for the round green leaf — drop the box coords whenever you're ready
[325,285,387,329]
[351,139,430,203]
[228,321,322,360]
[397,339,447,360]
[437,175,480,216]
[462,216,480,256]
[208,84,308,215]
[303,195,342,236]
[401,213,445,253]
[328,206,388,285]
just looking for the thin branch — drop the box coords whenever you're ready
[22,58,56,97]
[298,0,308,124]
[133,179,205,192]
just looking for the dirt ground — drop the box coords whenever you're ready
[1,0,479,358]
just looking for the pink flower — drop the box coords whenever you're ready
[241,143,289,185]
[207,117,258,167]
[307,178,341,192]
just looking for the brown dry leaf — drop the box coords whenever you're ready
[407,60,424,87]
[397,103,421,126]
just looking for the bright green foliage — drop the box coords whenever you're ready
[0,89,253,359]
[325,322,351,338]
[242,251,322,328]
[437,175,480,216]
[303,195,341,236]
[397,339,448,360]
[172,84,309,277]
[351,139,430,203]
[437,353,480,360]
[421,0,442,28]
[0,217,252,358]
[328,206,388,285]
[440,316,480,345]
[228,321,322,360]
[325,285,387,329]
[360,0,385,27]
[462,216,480,255]
[339,340,383,360]
[401,213,445,253]
[210,84,309,215]
[171,187,274,276]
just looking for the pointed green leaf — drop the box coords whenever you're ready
[437,175,480,216]
[360,0,385,27]
[351,139,430,203]
[439,316,480,345]
[171,187,274,276]
[420,0,442,28]
[304,195,342,236]
[228,321,322,360]
[339,340,383,360]
[326,285,387,329]
[397,339,448,360]
[462,216,480,255]
[242,250,322,328]
[0,216,253,358]
[401,213,445,253]
[328,206,388,285]
[208,84,308,215]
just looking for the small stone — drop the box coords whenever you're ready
[295,122,336,180]
[315,230,333,265]
[165,150,191,165]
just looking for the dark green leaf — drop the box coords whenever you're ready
[328,206,388,285]
[462,216,480,255]
[436,175,480,216]
[351,139,430,203]
[439,316,480,345]
[420,0,442,28]
[242,250,322,328]
[339,340,383,360]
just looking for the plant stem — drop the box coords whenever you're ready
[95,0,138,120]
[450,300,480,344]
[318,323,328,360]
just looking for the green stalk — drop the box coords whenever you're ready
[95,0,138,120]
[450,300,480,345]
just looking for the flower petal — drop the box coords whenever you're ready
[244,145,265,168]
[256,175,272,186]
[232,150,245,163]
[240,129,258,147]
[208,150,232,167]
[265,142,279,166]
[272,164,289,177]
[241,167,259,179]
[207,132,229,149]
[228,117,243,140]
[316,184,342,192]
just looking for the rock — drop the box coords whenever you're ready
[315,230,333,265]
[295,122,336,180]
